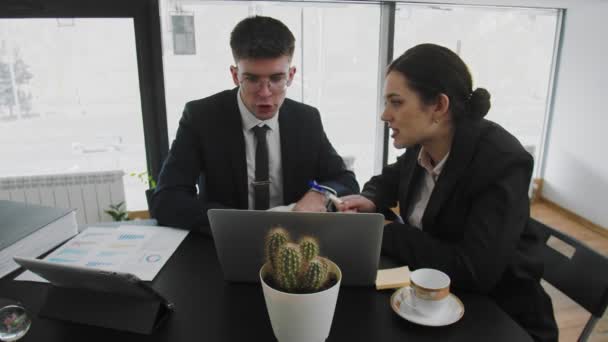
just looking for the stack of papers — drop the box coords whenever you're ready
[16,224,188,282]
[375,266,410,290]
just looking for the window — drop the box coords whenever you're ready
[160,1,381,185]
[0,18,148,210]
[172,15,196,55]
[389,4,559,176]
[1,1,562,213]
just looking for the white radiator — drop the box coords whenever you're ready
[0,170,125,226]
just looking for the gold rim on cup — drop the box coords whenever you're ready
[410,280,450,301]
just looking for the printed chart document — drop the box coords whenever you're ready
[16,225,188,282]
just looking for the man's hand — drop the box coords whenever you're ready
[293,191,327,212]
[335,195,376,213]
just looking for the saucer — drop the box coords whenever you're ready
[390,286,464,327]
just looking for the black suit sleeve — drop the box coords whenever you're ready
[360,160,401,212]
[381,154,533,293]
[151,104,229,235]
[313,109,359,196]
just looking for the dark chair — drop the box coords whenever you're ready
[531,218,608,341]
[145,188,155,217]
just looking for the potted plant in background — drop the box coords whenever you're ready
[104,201,130,222]
[260,227,342,342]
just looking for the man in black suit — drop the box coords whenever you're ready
[151,16,359,235]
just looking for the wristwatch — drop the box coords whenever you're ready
[309,186,336,212]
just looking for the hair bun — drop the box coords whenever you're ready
[468,88,491,120]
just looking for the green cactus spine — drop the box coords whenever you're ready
[265,227,289,271]
[299,237,319,262]
[301,257,329,291]
[276,243,302,292]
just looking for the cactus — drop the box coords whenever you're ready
[264,229,334,293]
[299,237,319,262]
[301,257,329,291]
[266,227,289,271]
[276,243,302,292]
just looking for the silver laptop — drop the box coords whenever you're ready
[208,209,384,286]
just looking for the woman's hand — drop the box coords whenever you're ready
[336,195,376,213]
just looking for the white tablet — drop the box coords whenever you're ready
[13,256,173,308]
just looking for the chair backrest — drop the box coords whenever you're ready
[531,218,608,340]
[146,188,156,218]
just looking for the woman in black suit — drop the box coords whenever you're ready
[338,44,558,341]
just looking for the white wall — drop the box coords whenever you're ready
[542,2,608,228]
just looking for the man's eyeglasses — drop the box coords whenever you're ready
[238,72,289,93]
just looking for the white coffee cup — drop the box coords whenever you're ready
[403,268,450,317]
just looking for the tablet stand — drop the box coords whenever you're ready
[39,286,172,334]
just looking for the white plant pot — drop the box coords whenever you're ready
[260,260,342,342]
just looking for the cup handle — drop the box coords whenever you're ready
[399,287,420,313]
[407,287,417,308]
[401,287,430,317]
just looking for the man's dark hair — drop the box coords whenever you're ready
[230,16,295,62]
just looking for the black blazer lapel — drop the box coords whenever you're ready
[278,103,298,203]
[422,121,481,229]
[225,88,248,209]
[398,147,424,219]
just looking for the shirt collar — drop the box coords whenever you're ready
[237,88,279,131]
[417,147,449,179]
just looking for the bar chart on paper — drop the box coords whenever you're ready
[118,233,145,240]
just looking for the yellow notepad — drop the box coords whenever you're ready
[375,266,410,290]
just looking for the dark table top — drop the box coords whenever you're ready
[1,233,532,341]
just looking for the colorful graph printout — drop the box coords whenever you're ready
[16,225,188,282]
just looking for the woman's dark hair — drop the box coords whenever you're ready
[230,16,295,62]
[387,43,491,122]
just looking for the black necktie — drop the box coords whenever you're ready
[252,125,270,210]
